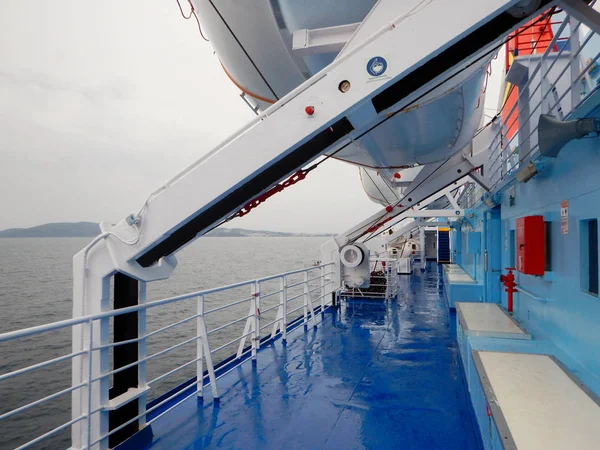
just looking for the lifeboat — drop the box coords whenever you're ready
[193,0,491,193]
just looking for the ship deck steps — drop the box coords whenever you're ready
[472,351,600,450]
[438,229,451,263]
[118,264,481,450]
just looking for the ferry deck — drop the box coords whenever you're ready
[3,1,600,449]
[120,265,480,450]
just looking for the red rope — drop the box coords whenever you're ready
[365,217,393,234]
[235,169,312,218]
[176,0,193,19]
[175,0,209,42]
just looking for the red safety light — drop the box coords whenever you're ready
[394,172,401,179]
[386,205,393,212]
[305,106,315,116]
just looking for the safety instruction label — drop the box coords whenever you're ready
[366,56,389,82]
[560,200,568,235]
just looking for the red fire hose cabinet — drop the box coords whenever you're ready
[516,216,545,276]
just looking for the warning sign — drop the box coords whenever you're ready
[560,200,568,235]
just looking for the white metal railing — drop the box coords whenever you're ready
[467,8,600,209]
[341,258,399,300]
[463,182,486,209]
[0,263,335,450]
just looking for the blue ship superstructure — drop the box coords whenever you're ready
[2,1,600,449]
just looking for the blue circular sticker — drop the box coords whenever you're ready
[366,56,387,77]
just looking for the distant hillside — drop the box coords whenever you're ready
[0,222,101,238]
[206,228,334,238]
[0,223,334,238]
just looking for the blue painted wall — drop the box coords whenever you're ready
[454,135,600,377]
[458,210,485,282]
[451,228,462,264]
[498,135,600,378]
[453,207,502,304]
[460,230,477,281]
[484,207,503,304]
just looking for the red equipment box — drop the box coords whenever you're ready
[516,216,545,276]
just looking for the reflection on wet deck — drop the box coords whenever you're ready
[131,264,480,450]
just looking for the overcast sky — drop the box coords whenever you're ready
[0,0,385,234]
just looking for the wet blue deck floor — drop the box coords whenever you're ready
[138,264,481,449]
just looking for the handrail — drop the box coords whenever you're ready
[487,14,575,163]
[517,286,547,302]
[0,263,338,450]
[0,263,334,343]
[466,8,600,207]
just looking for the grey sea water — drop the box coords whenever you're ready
[0,237,328,449]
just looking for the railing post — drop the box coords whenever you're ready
[569,15,581,109]
[303,271,317,328]
[384,264,390,300]
[517,82,531,162]
[303,272,309,326]
[196,313,219,400]
[420,228,426,270]
[138,282,147,427]
[540,54,550,114]
[282,276,288,342]
[320,266,326,314]
[86,319,94,450]
[271,277,285,339]
[237,297,255,359]
[196,294,204,398]
[250,282,259,360]
[254,281,261,355]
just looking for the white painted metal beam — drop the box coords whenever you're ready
[336,151,477,246]
[388,218,428,241]
[353,158,480,246]
[374,149,495,244]
[292,23,360,56]
[107,0,516,269]
[447,191,461,210]
[382,178,470,245]
[454,183,473,206]
[85,0,516,276]
[409,209,463,217]
[560,0,600,35]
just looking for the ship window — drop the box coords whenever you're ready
[412,244,416,250]
[580,219,599,296]
[545,221,552,271]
